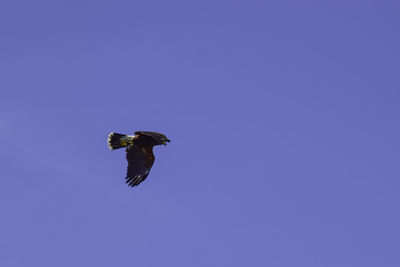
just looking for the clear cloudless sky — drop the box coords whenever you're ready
[1,0,399,266]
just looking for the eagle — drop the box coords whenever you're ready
[107,131,170,187]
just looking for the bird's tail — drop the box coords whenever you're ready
[107,132,130,150]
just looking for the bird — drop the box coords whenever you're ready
[108,131,170,187]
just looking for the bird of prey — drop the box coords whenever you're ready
[108,131,170,187]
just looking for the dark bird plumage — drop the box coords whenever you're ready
[108,131,170,187]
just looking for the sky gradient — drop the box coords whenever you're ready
[1,1,400,266]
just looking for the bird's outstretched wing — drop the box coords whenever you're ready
[125,146,155,187]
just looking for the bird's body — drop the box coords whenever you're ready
[108,131,170,187]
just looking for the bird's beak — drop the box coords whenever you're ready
[162,139,170,146]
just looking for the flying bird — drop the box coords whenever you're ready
[108,131,170,187]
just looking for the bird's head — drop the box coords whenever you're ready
[135,131,171,146]
[157,135,171,146]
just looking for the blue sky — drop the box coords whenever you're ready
[1,1,399,266]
